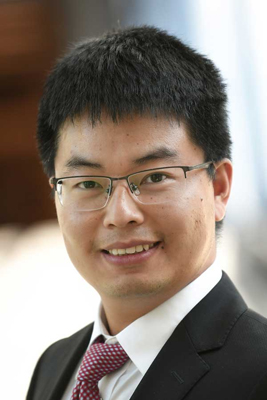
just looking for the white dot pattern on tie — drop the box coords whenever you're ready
[71,340,129,400]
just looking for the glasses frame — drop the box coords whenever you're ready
[49,161,214,211]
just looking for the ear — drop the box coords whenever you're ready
[48,177,55,189]
[213,159,233,222]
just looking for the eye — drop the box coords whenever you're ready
[78,180,102,189]
[143,173,167,184]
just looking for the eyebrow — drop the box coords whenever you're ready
[133,147,178,166]
[64,156,103,172]
[64,147,178,173]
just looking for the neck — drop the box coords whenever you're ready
[99,261,215,335]
[100,290,178,336]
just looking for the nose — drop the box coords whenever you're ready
[102,182,145,228]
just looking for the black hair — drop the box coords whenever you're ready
[37,25,232,232]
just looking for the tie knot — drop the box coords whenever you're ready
[77,341,129,386]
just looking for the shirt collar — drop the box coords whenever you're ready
[89,263,222,376]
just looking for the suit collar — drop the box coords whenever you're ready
[183,271,247,352]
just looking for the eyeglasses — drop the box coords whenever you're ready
[49,161,214,212]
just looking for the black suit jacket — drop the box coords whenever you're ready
[27,272,267,399]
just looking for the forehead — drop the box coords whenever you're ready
[55,114,203,175]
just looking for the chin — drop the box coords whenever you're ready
[99,279,167,299]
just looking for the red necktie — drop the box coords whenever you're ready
[71,338,129,400]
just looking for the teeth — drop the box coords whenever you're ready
[136,245,144,253]
[126,247,136,254]
[108,243,156,256]
[118,249,126,255]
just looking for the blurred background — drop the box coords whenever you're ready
[0,0,266,398]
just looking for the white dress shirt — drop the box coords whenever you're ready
[62,264,222,400]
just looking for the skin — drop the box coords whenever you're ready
[53,114,233,335]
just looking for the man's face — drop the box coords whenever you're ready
[54,114,225,304]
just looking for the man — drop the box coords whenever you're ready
[27,26,267,400]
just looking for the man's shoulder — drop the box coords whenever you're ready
[237,308,267,346]
[243,308,267,326]
[26,323,94,400]
[41,323,94,362]
[217,308,267,399]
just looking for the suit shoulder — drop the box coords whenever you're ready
[233,308,267,354]
[41,323,94,360]
[240,309,267,341]
[26,323,93,400]
[244,309,267,327]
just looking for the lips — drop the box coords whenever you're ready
[105,243,157,256]
[101,241,160,265]
[102,241,160,256]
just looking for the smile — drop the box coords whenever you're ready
[107,243,155,256]
[102,241,160,265]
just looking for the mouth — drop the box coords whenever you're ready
[102,242,160,256]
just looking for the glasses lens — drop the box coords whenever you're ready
[57,177,111,211]
[128,167,186,204]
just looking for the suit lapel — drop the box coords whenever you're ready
[183,272,247,352]
[44,324,94,400]
[130,272,247,400]
[130,321,209,400]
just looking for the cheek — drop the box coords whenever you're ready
[156,199,192,247]
[57,205,99,252]
[189,195,215,250]
[158,192,213,247]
